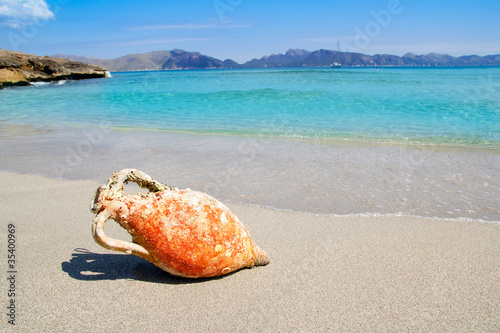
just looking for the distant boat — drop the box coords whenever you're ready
[330,39,342,68]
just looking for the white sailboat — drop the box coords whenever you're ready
[330,39,342,68]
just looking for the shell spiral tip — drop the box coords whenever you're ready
[254,247,270,266]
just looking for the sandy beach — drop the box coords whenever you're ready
[1,171,499,332]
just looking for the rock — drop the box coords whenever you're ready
[0,49,108,88]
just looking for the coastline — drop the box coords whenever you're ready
[94,124,500,151]
[1,171,498,331]
[1,124,499,221]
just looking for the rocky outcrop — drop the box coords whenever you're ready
[0,49,108,88]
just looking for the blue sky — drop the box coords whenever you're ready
[0,0,499,63]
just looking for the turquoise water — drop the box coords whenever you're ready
[1,67,499,147]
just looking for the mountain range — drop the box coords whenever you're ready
[52,49,500,72]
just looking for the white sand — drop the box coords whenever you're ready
[1,172,498,332]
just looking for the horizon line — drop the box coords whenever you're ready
[42,48,500,63]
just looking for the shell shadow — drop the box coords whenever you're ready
[61,248,226,284]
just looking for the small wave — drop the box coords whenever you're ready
[224,200,500,224]
[106,71,113,78]
[30,80,70,87]
[30,81,51,87]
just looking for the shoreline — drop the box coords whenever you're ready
[108,125,500,152]
[0,171,498,331]
[2,168,499,225]
[2,169,499,226]
[4,122,500,152]
[222,200,500,224]
[1,124,499,221]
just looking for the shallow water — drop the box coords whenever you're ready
[1,67,499,147]
[1,67,499,221]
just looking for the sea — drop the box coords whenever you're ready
[1,67,499,221]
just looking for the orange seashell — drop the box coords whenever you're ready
[90,169,269,278]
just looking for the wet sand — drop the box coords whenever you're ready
[1,125,499,221]
[0,172,499,331]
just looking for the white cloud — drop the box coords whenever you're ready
[0,0,54,28]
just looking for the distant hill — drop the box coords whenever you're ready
[53,49,500,72]
[241,49,313,68]
[242,49,500,68]
[53,49,238,72]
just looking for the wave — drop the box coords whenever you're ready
[30,80,70,87]
[95,124,500,150]
[225,200,500,224]
[30,81,51,87]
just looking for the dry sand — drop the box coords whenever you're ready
[0,171,499,332]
